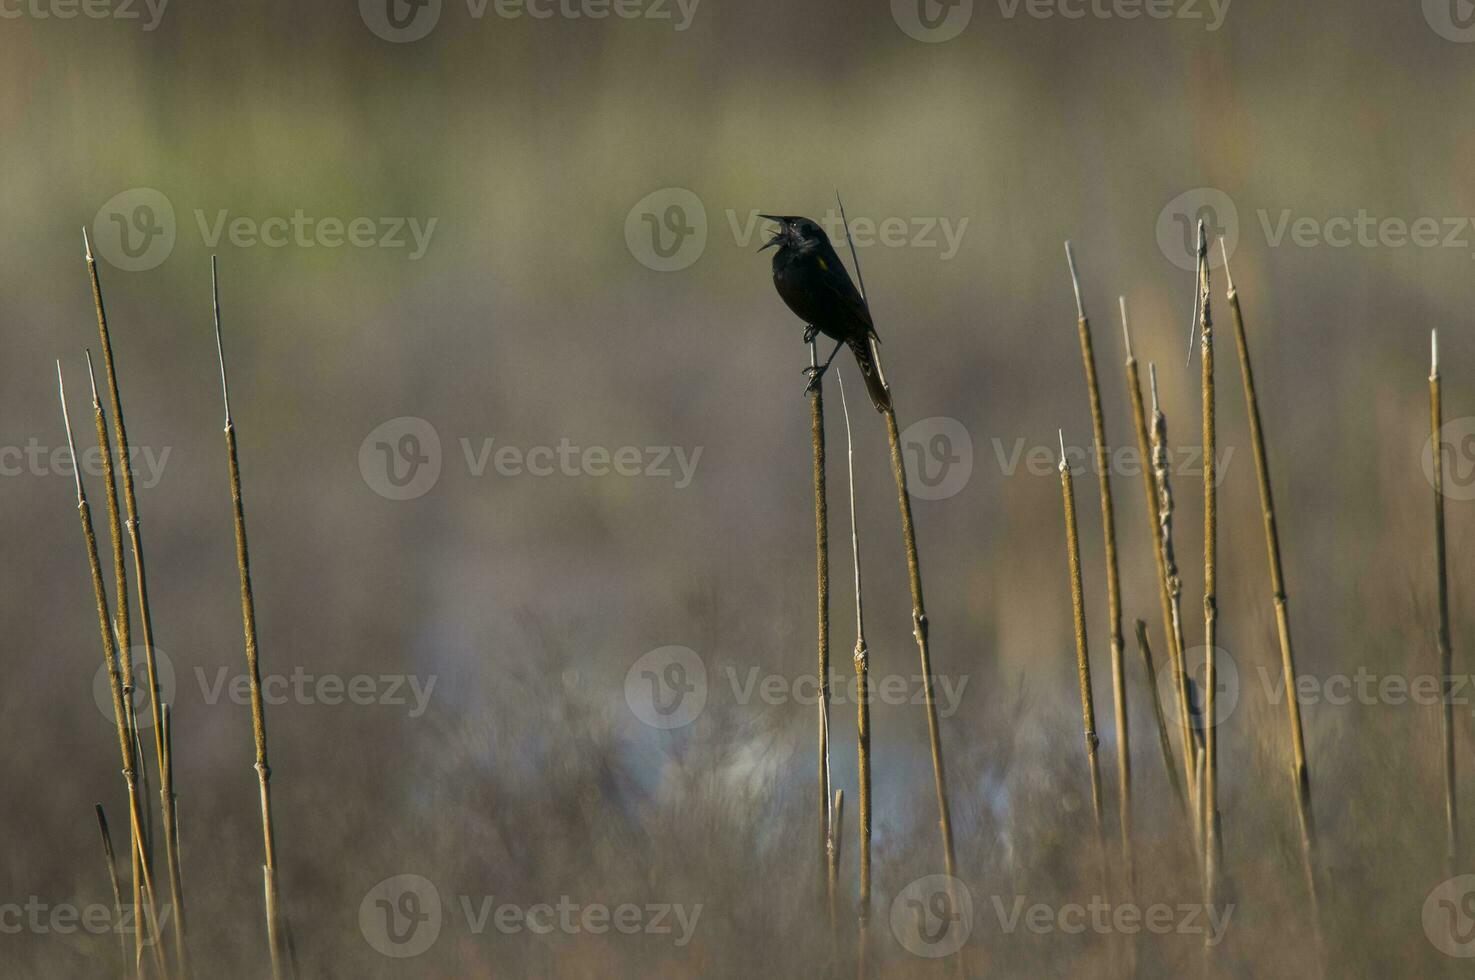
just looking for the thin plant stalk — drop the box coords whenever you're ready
[838,373,871,978]
[1223,245,1323,964]
[1066,243,1132,896]
[1431,329,1458,879]
[1135,621,1185,809]
[160,700,186,976]
[1150,364,1197,817]
[834,193,957,883]
[809,337,833,890]
[85,350,147,975]
[59,363,168,980]
[213,258,287,978]
[828,788,844,950]
[83,252,133,757]
[96,804,129,975]
[1059,431,1109,892]
[1192,223,1222,926]
[83,232,186,975]
[1122,299,1187,780]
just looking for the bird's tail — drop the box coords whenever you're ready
[848,333,892,413]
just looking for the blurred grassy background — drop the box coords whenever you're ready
[3,1,1475,975]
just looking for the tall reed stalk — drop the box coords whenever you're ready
[83,231,187,975]
[212,258,288,978]
[95,804,129,973]
[838,374,871,977]
[809,337,833,890]
[59,362,168,980]
[1430,329,1458,879]
[1065,243,1132,895]
[828,787,844,953]
[1135,620,1185,809]
[1190,223,1222,928]
[1059,431,1109,889]
[1222,245,1323,962]
[1122,299,1188,784]
[834,194,958,883]
[1150,364,1197,816]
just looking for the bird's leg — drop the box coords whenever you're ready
[802,324,818,344]
[802,339,845,393]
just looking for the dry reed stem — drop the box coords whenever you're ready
[59,362,168,980]
[1431,329,1458,880]
[1192,222,1222,932]
[1135,621,1185,809]
[1059,431,1109,892]
[1122,299,1186,781]
[1066,243,1133,900]
[96,804,129,974]
[213,259,287,978]
[1222,245,1323,967]
[838,373,871,978]
[84,350,147,976]
[83,233,186,976]
[160,701,186,976]
[809,337,833,890]
[834,193,958,884]
[1150,364,1198,819]
[828,789,844,955]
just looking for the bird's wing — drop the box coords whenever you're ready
[814,250,876,338]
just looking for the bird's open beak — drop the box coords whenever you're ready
[757,214,786,251]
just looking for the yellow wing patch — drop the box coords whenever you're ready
[816,257,828,271]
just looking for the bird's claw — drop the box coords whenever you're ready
[802,365,824,394]
[802,325,818,344]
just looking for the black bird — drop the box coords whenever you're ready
[760,214,891,412]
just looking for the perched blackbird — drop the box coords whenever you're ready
[760,215,891,412]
